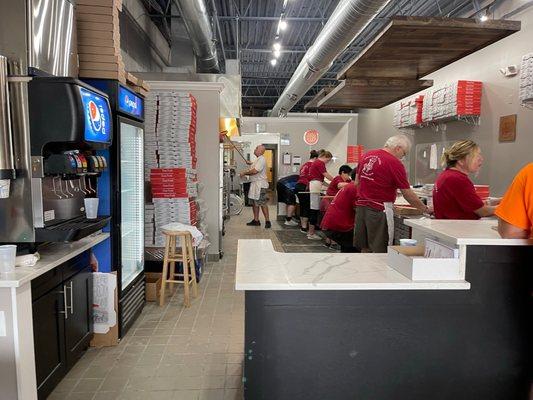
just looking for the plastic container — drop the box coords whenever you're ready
[84,198,99,220]
[0,245,17,273]
[0,179,10,199]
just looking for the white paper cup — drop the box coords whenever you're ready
[0,245,17,274]
[84,198,99,220]
[0,179,10,199]
[400,238,418,246]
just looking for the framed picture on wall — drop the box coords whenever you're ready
[499,114,517,142]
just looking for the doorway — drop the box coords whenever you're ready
[263,144,277,191]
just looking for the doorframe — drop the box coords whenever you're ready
[263,144,278,191]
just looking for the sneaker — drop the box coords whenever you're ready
[323,242,332,248]
[307,233,322,240]
[264,221,272,229]
[246,220,261,226]
[284,219,299,226]
[300,227,308,233]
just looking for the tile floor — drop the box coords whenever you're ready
[49,206,283,400]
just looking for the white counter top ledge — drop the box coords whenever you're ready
[0,232,109,288]
[235,239,470,291]
[405,219,533,246]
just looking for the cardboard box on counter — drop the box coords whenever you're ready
[77,20,118,32]
[76,5,120,16]
[76,12,119,24]
[79,69,126,83]
[79,53,122,63]
[77,29,120,41]
[79,61,124,72]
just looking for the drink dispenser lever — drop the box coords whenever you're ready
[0,55,16,199]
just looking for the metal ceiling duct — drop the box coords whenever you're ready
[271,0,392,117]
[175,0,220,73]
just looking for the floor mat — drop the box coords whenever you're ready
[273,229,337,253]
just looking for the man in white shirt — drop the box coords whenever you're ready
[240,144,271,228]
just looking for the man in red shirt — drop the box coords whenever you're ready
[326,165,353,197]
[355,135,427,253]
[321,180,359,253]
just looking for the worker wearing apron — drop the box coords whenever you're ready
[307,150,334,240]
[355,135,428,253]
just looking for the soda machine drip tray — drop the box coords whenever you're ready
[35,216,111,242]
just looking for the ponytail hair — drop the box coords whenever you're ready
[319,150,333,159]
[442,140,479,168]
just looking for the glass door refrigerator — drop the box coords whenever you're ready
[85,80,145,337]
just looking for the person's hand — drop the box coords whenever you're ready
[239,171,246,177]
[246,161,253,166]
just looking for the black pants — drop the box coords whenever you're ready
[354,206,388,253]
[294,183,309,218]
[323,229,360,253]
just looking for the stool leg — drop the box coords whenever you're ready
[169,235,176,295]
[187,236,198,298]
[181,237,190,307]
[159,235,171,307]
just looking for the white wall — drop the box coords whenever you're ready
[357,2,533,196]
[240,114,358,177]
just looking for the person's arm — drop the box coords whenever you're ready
[498,218,530,239]
[400,188,428,213]
[323,172,335,181]
[473,205,496,217]
[240,167,258,177]
[337,182,350,189]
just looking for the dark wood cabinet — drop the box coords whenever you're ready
[32,252,93,400]
[32,286,66,398]
[65,265,93,368]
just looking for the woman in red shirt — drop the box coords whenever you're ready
[321,180,359,252]
[433,140,496,219]
[294,150,318,232]
[307,150,334,240]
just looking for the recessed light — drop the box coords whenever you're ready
[270,59,278,66]
[279,20,288,30]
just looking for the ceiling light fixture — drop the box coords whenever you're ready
[270,59,278,66]
[279,19,288,31]
[273,42,281,51]
[480,14,488,21]
[274,49,281,58]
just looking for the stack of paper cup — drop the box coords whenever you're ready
[0,245,16,274]
[0,179,10,199]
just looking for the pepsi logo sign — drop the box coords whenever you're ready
[124,95,137,110]
[86,100,107,134]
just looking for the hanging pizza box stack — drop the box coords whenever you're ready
[75,0,126,84]
[454,80,482,117]
[520,53,533,105]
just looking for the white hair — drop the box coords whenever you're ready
[384,134,412,152]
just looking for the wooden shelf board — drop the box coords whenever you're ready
[337,16,521,80]
[315,78,433,110]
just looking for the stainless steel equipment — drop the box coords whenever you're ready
[0,0,77,77]
[0,55,15,187]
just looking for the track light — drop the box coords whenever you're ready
[279,19,288,31]
[273,49,281,58]
[270,59,277,66]
[273,42,281,51]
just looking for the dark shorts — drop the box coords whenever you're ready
[277,183,296,206]
[323,229,360,253]
[354,206,389,253]
[252,188,268,206]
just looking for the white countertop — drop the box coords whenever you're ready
[0,232,109,288]
[235,240,470,291]
[405,219,533,246]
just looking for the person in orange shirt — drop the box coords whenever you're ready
[495,163,533,239]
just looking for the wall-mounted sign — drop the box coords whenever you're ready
[283,153,292,165]
[499,114,517,142]
[292,156,302,166]
[303,129,319,145]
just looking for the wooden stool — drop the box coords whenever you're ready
[159,229,198,307]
